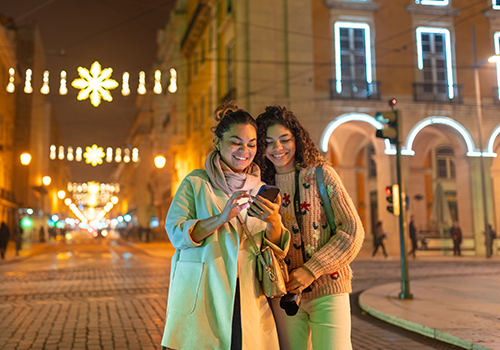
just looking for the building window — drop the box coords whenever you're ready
[200,94,206,125]
[201,38,206,65]
[334,22,372,95]
[416,27,454,99]
[436,146,455,179]
[415,0,449,5]
[494,32,500,99]
[493,0,500,9]
[226,41,235,93]
[368,145,377,178]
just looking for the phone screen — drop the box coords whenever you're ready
[257,185,280,203]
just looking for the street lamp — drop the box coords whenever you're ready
[154,155,166,169]
[20,153,31,165]
[470,26,498,258]
[42,176,52,186]
[57,190,66,199]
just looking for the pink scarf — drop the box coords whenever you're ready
[204,151,261,196]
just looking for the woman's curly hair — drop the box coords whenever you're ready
[255,106,327,185]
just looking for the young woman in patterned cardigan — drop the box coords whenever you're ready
[255,106,365,350]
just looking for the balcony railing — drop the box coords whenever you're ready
[329,79,381,100]
[413,83,463,103]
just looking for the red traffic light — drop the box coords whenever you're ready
[389,98,397,106]
[385,186,392,196]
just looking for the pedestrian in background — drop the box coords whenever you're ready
[408,215,418,259]
[15,225,22,256]
[372,221,388,258]
[161,103,289,350]
[450,220,463,256]
[256,106,364,350]
[485,224,496,257]
[0,221,10,259]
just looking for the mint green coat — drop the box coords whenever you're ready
[161,170,290,350]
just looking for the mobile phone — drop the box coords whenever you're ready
[248,185,280,217]
[256,185,280,203]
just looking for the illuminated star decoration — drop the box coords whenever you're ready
[83,144,105,166]
[71,61,119,107]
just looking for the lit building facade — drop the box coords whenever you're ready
[133,0,500,255]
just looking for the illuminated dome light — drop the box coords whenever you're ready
[59,70,68,95]
[27,208,34,215]
[154,70,162,94]
[20,153,32,165]
[67,182,73,192]
[75,147,83,161]
[123,214,132,223]
[101,230,108,237]
[117,216,123,222]
[137,71,146,95]
[115,148,122,162]
[71,61,119,107]
[24,69,33,94]
[40,70,50,95]
[57,190,66,199]
[106,147,113,162]
[83,144,105,166]
[42,176,52,186]
[6,68,15,93]
[123,148,130,163]
[64,198,72,206]
[122,72,130,96]
[67,146,74,161]
[132,148,139,162]
[50,145,57,160]
[77,185,83,193]
[58,146,65,160]
[51,214,59,222]
[154,155,166,169]
[110,196,119,204]
[168,68,177,93]
[21,217,33,228]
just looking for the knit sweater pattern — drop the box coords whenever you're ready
[275,165,365,300]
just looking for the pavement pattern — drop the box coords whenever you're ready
[1,238,496,350]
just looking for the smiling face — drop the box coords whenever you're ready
[265,123,296,174]
[217,123,257,173]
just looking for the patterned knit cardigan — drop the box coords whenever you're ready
[275,165,364,299]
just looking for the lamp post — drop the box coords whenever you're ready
[470,26,498,258]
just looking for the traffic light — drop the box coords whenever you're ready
[385,184,400,216]
[375,99,401,144]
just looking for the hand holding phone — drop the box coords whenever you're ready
[248,185,280,217]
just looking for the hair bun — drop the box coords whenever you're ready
[214,101,240,122]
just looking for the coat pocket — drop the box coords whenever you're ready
[168,261,205,315]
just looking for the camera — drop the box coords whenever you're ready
[279,286,312,316]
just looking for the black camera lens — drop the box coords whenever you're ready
[280,293,301,316]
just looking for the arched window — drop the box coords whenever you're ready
[436,146,455,179]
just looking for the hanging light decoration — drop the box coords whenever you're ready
[122,72,130,96]
[59,70,68,95]
[58,146,65,160]
[123,148,130,163]
[138,71,146,95]
[168,68,177,93]
[76,147,83,162]
[115,148,122,163]
[132,148,139,163]
[40,70,50,94]
[71,61,119,107]
[50,145,57,160]
[24,69,33,94]
[6,68,15,93]
[154,70,162,94]
[67,146,74,161]
[106,147,113,162]
[83,144,105,166]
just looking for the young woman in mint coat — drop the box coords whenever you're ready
[161,104,290,350]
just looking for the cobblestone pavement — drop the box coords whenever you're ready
[1,240,498,350]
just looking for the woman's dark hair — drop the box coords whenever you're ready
[211,101,257,140]
[255,106,326,185]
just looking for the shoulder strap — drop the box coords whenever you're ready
[316,166,337,235]
[236,214,270,268]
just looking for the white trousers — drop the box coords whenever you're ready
[270,293,352,350]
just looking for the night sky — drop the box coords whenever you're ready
[1,0,174,182]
